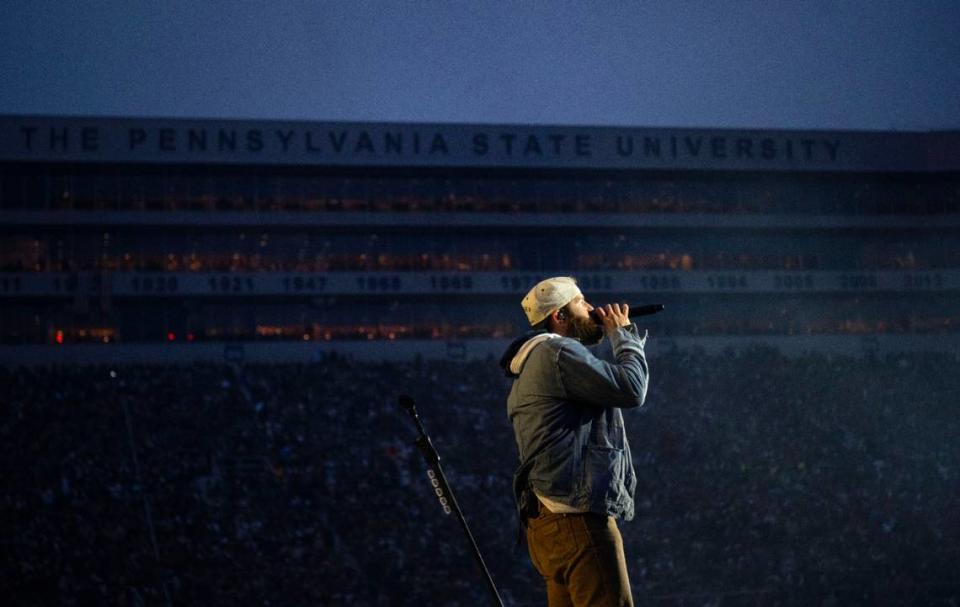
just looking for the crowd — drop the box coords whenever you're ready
[34,309,960,347]
[1,346,958,605]
[7,239,958,273]
[12,169,955,217]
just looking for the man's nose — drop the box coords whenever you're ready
[585,302,594,311]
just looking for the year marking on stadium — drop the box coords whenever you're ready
[707,274,748,289]
[132,275,179,293]
[282,276,327,293]
[839,274,878,289]
[207,275,254,293]
[638,275,681,290]
[430,275,473,291]
[0,276,23,294]
[356,275,402,291]
[52,276,80,293]
[903,273,943,289]
[774,274,814,290]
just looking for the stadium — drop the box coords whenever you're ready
[2,115,959,604]
[2,116,959,361]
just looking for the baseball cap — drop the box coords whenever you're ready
[521,276,582,326]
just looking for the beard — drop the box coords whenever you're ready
[569,315,604,346]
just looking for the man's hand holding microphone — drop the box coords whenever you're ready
[592,303,631,333]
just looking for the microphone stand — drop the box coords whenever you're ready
[398,395,504,607]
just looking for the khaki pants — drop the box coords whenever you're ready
[525,501,634,607]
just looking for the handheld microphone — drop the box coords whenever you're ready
[589,303,664,325]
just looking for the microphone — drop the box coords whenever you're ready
[589,303,664,325]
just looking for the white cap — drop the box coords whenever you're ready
[521,276,582,326]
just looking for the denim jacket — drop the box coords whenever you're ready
[500,324,649,525]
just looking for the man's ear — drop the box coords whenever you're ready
[545,308,567,333]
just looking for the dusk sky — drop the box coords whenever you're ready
[1,1,958,131]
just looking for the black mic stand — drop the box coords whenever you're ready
[398,394,504,607]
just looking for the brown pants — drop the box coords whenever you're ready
[525,501,634,607]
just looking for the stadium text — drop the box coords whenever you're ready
[12,124,841,165]
[2,271,954,297]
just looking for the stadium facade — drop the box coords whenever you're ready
[1,115,959,364]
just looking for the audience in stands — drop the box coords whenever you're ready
[7,242,960,273]
[1,348,958,605]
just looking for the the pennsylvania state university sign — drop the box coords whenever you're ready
[1,115,957,172]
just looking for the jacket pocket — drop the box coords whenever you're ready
[583,445,626,503]
[529,437,578,497]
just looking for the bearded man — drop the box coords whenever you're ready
[499,276,650,607]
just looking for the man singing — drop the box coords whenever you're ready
[499,276,650,607]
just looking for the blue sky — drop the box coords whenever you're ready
[1,1,958,130]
